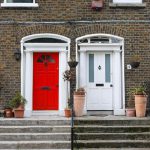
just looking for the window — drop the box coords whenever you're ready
[1,0,38,7]
[113,0,142,3]
[89,54,94,83]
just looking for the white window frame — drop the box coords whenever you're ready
[113,0,142,3]
[1,0,38,7]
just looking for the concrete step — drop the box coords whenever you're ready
[0,141,71,149]
[78,147,150,149]
[74,119,150,126]
[0,119,70,126]
[74,125,150,133]
[0,133,71,141]
[75,132,150,140]
[0,126,70,133]
[74,140,150,148]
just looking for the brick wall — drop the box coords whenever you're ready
[0,0,150,110]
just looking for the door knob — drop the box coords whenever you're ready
[110,84,113,87]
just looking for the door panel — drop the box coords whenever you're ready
[33,52,59,110]
[87,52,113,110]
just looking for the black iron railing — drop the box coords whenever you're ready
[67,61,78,150]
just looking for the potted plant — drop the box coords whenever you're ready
[74,88,86,117]
[126,95,135,117]
[9,93,27,118]
[63,70,74,117]
[130,55,141,68]
[67,58,78,68]
[64,99,71,118]
[4,101,14,118]
[131,86,148,117]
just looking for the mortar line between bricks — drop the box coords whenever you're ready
[1,20,150,25]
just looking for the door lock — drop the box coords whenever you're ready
[110,84,113,87]
[98,65,101,70]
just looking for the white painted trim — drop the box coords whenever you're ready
[78,43,122,46]
[1,3,38,7]
[113,0,142,3]
[21,34,70,117]
[21,33,71,43]
[76,33,124,42]
[76,34,125,116]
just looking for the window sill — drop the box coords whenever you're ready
[1,3,39,8]
[109,3,146,8]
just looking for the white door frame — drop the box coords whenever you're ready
[21,33,71,117]
[76,34,125,115]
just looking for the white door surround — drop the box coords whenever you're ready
[21,33,71,117]
[76,34,125,115]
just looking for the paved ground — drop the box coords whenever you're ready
[1,115,150,120]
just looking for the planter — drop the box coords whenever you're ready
[4,108,14,118]
[14,109,24,118]
[135,95,147,117]
[67,61,78,68]
[64,109,71,118]
[74,94,85,117]
[126,108,136,117]
[130,62,140,68]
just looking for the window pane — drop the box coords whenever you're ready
[105,54,111,83]
[89,54,94,83]
[113,0,142,3]
[7,0,33,3]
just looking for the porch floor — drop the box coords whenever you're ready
[0,115,150,120]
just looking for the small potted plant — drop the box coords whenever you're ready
[64,99,71,118]
[126,95,135,117]
[9,92,27,118]
[63,70,74,117]
[4,101,14,118]
[130,55,141,68]
[131,86,148,117]
[74,88,86,117]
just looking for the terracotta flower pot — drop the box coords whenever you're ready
[4,108,14,118]
[14,109,24,118]
[126,108,136,117]
[64,109,71,118]
[135,95,147,117]
[74,94,85,117]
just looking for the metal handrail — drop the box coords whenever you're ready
[67,61,78,150]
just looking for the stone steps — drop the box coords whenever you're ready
[74,119,150,148]
[0,133,70,141]
[0,119,71,149]
[0,126,70,133]
[74,119,150,126]
[75,132,150,140]
[75,140,150,148]
[0,119,70,126]
[0,141,71,149]
[74,125,150,133]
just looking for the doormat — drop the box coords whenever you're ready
[88,114,108,117]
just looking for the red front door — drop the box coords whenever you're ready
[33,52,59,110]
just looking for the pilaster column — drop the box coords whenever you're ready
[113,51,125,115]
[59,51,67,116]
[79,51,87,114]
[24,52,33,117]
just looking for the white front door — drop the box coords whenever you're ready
[87,52,113,110]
